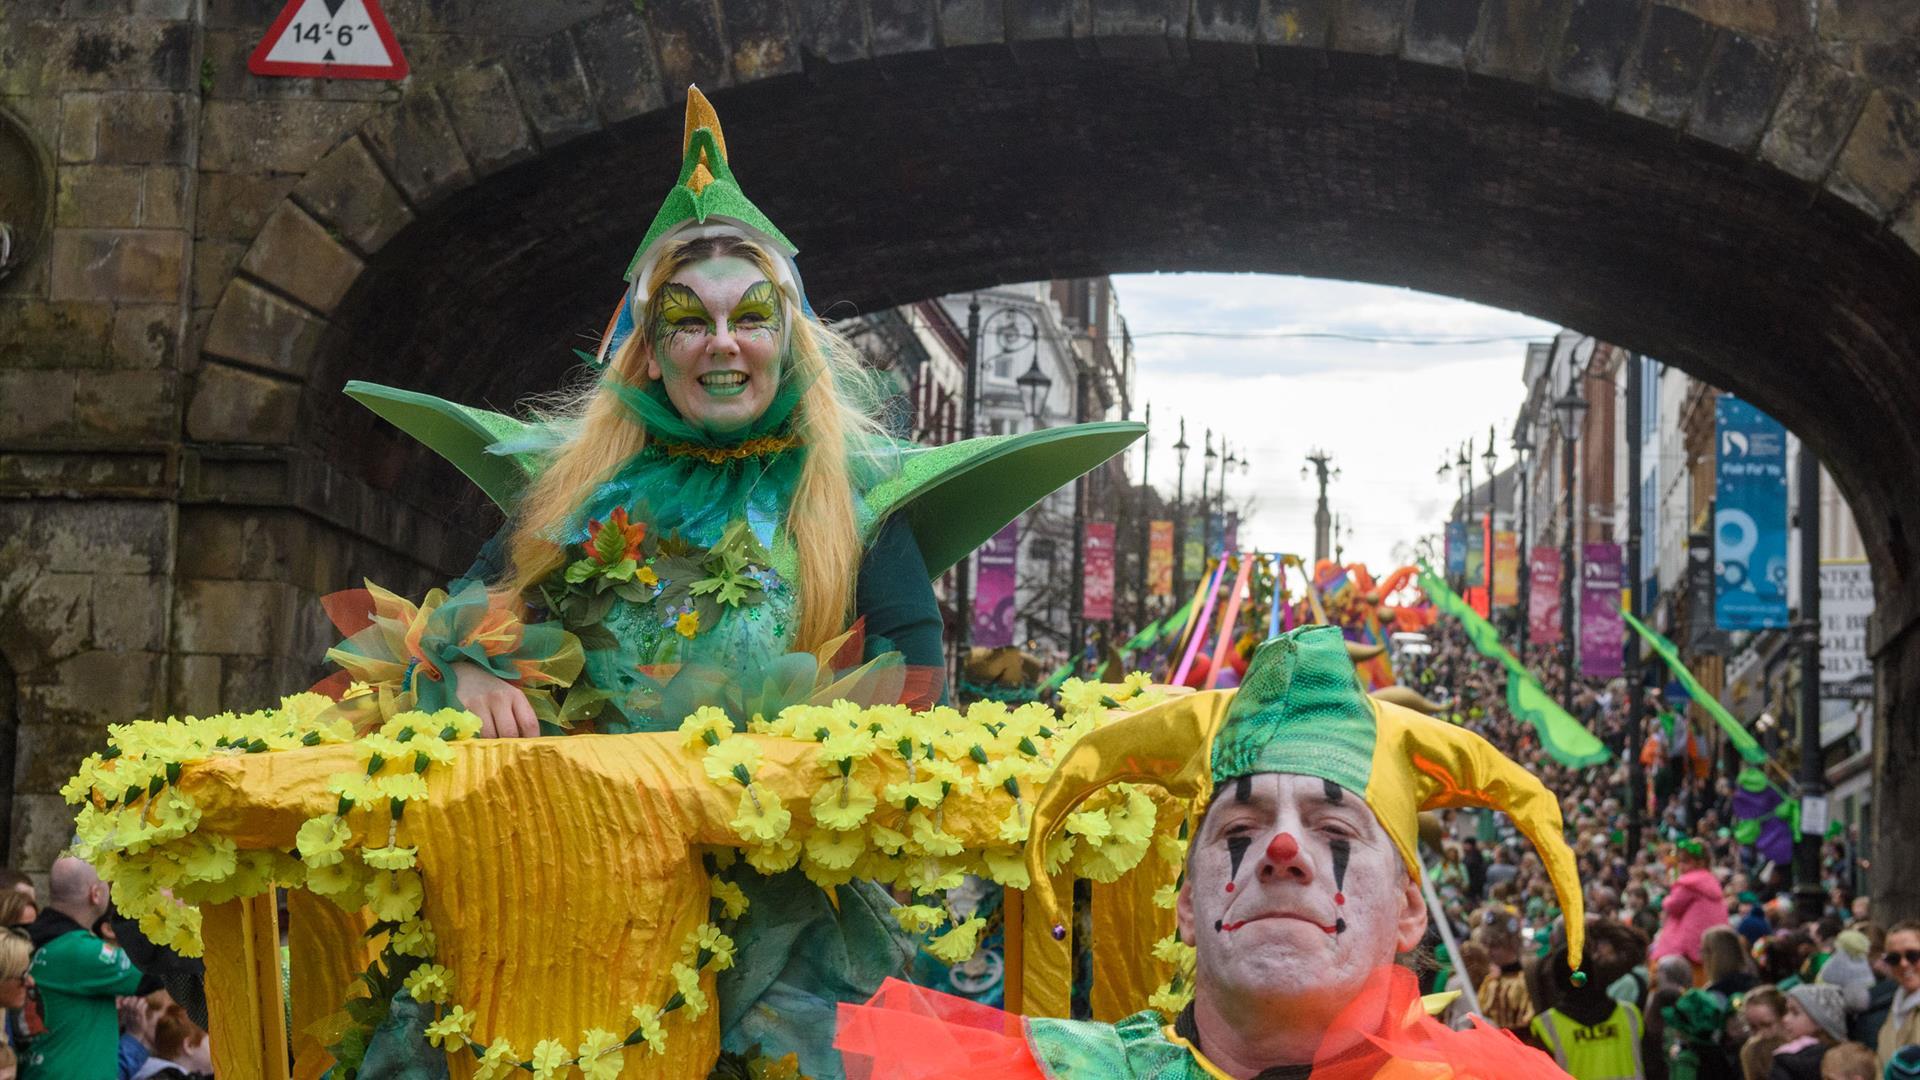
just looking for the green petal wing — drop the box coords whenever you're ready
[861,422,1147,578]
[343,381,543,511]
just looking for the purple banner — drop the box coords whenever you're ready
[1580,542,1624,679]
[971,522,1019,648]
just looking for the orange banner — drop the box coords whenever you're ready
[1493,530,1519,606]
[1148,521,1174,596]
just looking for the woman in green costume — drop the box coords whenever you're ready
[333,88,1141,1078]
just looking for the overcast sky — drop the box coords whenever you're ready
[1113,273,1560,573]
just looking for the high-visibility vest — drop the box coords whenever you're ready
[1529,1001,1646,1080]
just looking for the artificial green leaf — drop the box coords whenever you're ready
[564,559,598,584]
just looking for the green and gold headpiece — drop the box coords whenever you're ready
[1023,624,1588,970]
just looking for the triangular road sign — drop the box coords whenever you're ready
[248,0,408,80]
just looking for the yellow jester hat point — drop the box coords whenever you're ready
[1023,624,1586,972]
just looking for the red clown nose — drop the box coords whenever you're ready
[1266,832,1299,864]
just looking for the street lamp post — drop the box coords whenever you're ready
[1069,354,1091,672]
[1304,449,1338,563]
[1512,429,1535,657]
[1455,443,1472,589]
[1793,437,1825,910]
[1553,385,1590,710]
[1624,353,1647,858]
[1136,402,1152,631]
[1200,431,1217,560]
[1483,429,1498,609]
[1173,421,1190,601]
[957,300,1042,690]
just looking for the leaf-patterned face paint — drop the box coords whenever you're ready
[643,256,785,436]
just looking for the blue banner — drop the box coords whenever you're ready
[1714,396,1789,630]
[1446,521,1467,576]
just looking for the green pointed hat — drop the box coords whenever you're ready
[1023,623,1589,970]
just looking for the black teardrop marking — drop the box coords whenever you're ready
[1329,838,1351,894]
[1234,776,1253,803]
[1335,918,1347,935]
[1214,919,1224,933]
[1323,779,1344,804]
[1226,835,1251,879]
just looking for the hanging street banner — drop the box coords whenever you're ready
[1083,522,1116,621]
[1714,396,1790,630]
[1148,521,1175,596]
[1493,531,1519,607]
[1820,560,1874,700]
[1175,515,1205,580]
[1464,525,1485,584]
[1445,521,1467,577]
[970,522,1019,648]
[249,0,409,79]
[1529,546,1561,643]
[1581,542,1625,678]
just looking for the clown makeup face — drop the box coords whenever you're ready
[645,255,785,435]
[1178,773,1427,1022]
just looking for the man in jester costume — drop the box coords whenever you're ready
[328,86,1141,1077]
[836,624,1587,1078]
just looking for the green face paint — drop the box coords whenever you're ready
[644,257,786,435]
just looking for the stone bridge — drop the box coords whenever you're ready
[2,0,1919,911]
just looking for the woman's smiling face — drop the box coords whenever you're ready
[645,255,785,435]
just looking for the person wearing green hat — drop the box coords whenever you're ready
[330,86,1142,1078]
[838,625,1589,1078]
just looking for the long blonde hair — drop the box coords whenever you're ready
[500,234,883,650]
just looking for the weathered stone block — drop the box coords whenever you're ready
[168,652,221,719]
[109,304,180,369]
[1332,0,1403,55]
[1189,0,1257,45]
[1761,56,1869,182]
[58,93,102,165]
[1007,0,1078,60]
[0,370,75,439]
[1091,0,1188,59]
[1655,0,1805,40]
[0,301,113,369]
[73,369,174,438]
[199,99,374,174]
[184,360,300,443]
[1405,0,1480,68]
[1550,0,1641,103]
[174,578,294,655]
[191,239,247,311]
[1616,5,1715,126]
[238,203,364,315]
[647,0,731,91]
[176,508,293,580]
[722,0,800,80]
[504,34,599,147]
[13,718,120,805]
[361,90,474,209]
[12,794,85,870]
[1470,0,1568,80]
[55,164,144,228]
[90,572,167,651]
[870,0,939,56]
[132,0,196,19]
[201,278,327,376]
[93,91,192,165]
[792,0,869,62]
[441,63,537,178]
[0,500,172,577]
[940,0,1007,47]
[139,166,188,229]
[1828,89,1920,217]
[3,572,91,671]
[50,21,194,92]
[49,228,185,304]
[18,649,163,723]
[195,171,298,241]
[576,8,668,124]
[1688,32,1788,152]
[1259,0,1335,47]
[292,137,414,255]
[1815,0,1920,43]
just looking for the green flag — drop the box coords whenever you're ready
[1418,564,1612,769]
[1620,609,1767,765]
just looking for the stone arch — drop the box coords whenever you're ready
[178,1,1920,911]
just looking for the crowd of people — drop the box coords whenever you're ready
[0,858,211,1080]
[1410,619,1920,1079]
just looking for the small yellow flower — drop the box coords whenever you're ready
[926,916,987,964]
[1148,981,1191,1016]
[1065,807,1112,847]
[304,857,366,901]
[677,706,734,750]
[809,777,877,831]
[709,877,749,919]
[528,1038,571,1080]
[366,868,425,922]
[882,778,944,810]
[1152,883,1180,909]
[804,827,865,872]
[295,815,352,869]
[743,838,801,875]
[909,815,963,858]
[1151,935,1195,968]
[474,1038,519,1080]
[630,1003,667,1053]
[361,845,416,871]
[889,904,948,935]
[403,963,450,1005]
[577,1028,625,1080]
[389,918,436,958]
[376,772,429,803]
[703,737,762,786]
[422,1004,473,1048]
[692,923,736,970]
[981,848,1030,890]
[672,961,709,1017]
[636,564,660,587]
[675,610,700,638]
[728,789,791,844]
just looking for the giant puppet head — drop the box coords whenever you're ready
[1023,625,1586,1040]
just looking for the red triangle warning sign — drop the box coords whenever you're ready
[248,0,408,80]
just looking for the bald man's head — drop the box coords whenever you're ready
[47,856,107,925]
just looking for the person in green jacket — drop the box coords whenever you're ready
[22,857,147,1080]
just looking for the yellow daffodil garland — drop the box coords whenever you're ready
[62,671,1184,1077]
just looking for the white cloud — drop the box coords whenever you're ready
[1116,273,1558,573]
